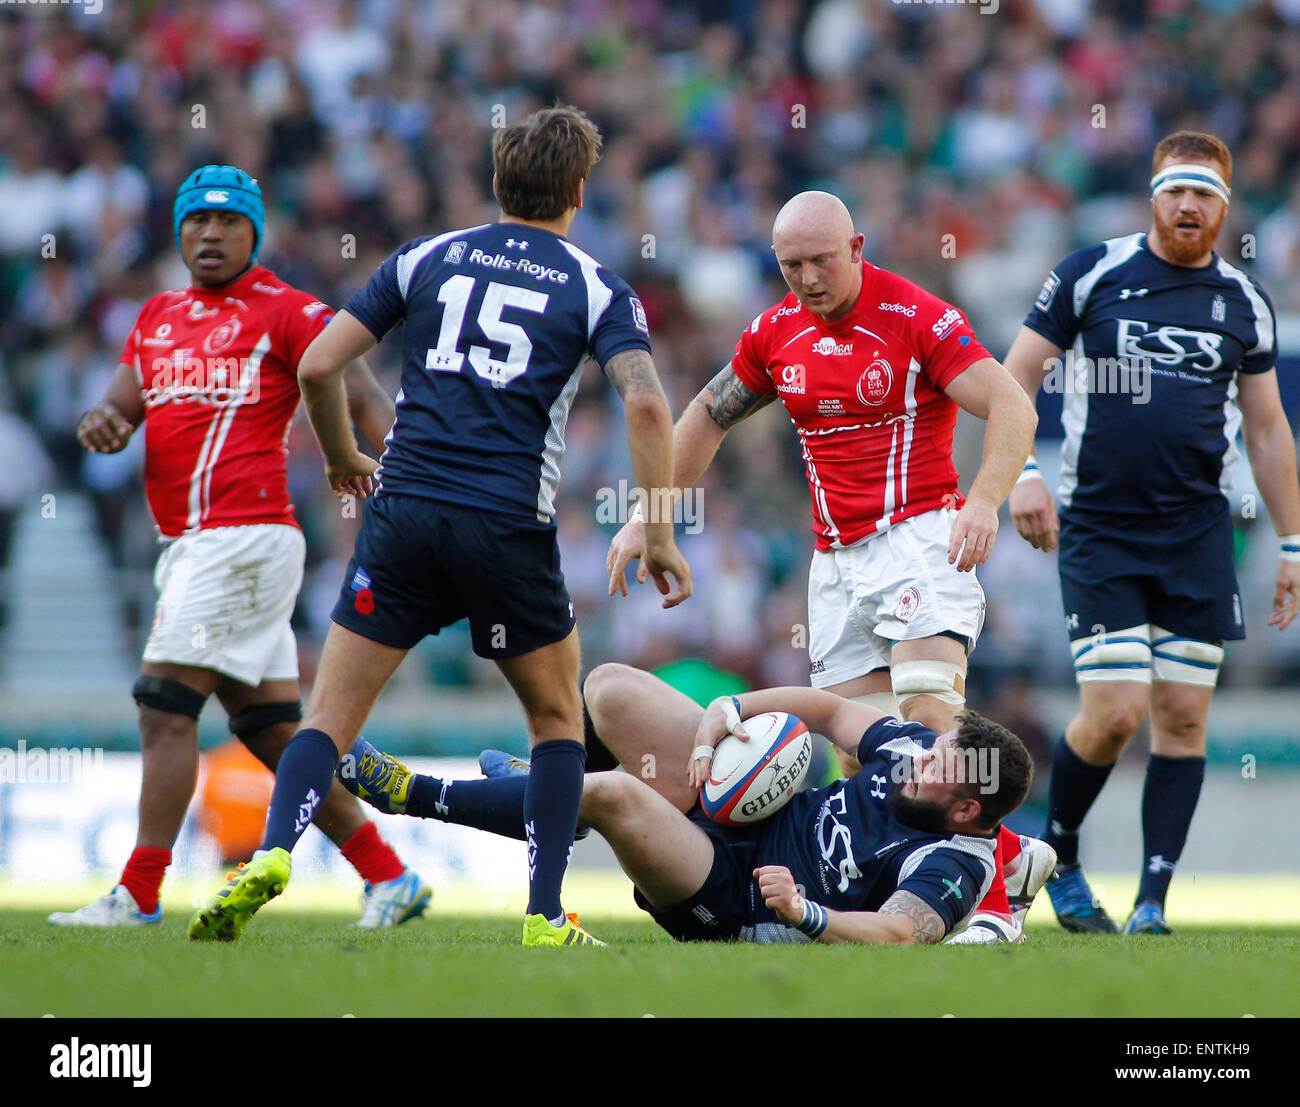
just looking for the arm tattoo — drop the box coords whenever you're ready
[878,891,946,945]
[603,348,665,401]
[699,365,774,430]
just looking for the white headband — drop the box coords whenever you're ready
[1150,163,1231,205]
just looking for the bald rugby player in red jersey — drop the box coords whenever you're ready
[609,192,1053,941]
[51,166,428,931]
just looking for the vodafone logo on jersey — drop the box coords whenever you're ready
[812,336,853,356]
[142,323,174,347]
[778,364,807,394]
[203,318,242,355]
[855,358,893,406]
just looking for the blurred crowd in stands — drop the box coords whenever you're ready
[3,0,1300,703]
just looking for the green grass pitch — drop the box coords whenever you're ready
[3,873,1298,1018]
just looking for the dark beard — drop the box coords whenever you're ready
[1151,209,1224,265]
[888,788,952,834]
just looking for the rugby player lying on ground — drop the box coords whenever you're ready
[339,663,1053,945]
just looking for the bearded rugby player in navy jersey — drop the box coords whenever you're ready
[190,106,691,947]
[1004,132,1300,935]
[337,663,1035,945]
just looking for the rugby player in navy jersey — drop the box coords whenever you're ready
[1004,132,1300,935]
[337,663,1035,946]
[190,106,691,946]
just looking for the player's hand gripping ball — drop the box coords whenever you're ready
[701,712,813,826]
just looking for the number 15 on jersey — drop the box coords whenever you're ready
[425,275,548,388]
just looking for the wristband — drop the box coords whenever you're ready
[1281,535,1300,563]
[795,897,830,939]
[691,745,716,763]
[1015,454,1041,486]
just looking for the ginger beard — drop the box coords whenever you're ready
[1150,187,1227,266]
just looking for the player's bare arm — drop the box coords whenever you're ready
[689,687,882,789]
[1237,368,1300,630]
[77,361,145,454]
[607,362,770,596]
[299,309,381,499]
[342,357,397,453]
[942,356,1039,571]
[755,868,943,945]
[1003,326,1066,552]
[603,347,693,608]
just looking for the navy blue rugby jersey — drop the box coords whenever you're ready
[1023,232,1276,523]
[740,718,997,944]
[344,224,651,521]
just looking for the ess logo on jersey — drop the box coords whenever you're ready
[1116,319,1223,371]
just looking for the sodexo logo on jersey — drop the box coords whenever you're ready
[1116,319,1223,372]
[811,336,853,356]
[878,301,917,317]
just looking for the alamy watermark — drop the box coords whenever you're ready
[0,741,105,784]
[1041,350,1152,405]
[595,480,704,534]
[888,746,1000,795]
[3,0,104,14]
[893,0,1001,15]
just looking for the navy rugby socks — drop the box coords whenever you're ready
[407,773,531,840]
[1135,754,1204,907]
[260,729,339,853]
[523,739,587,922]
[1042,736,1114,867]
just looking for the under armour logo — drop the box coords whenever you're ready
[1066,613,1079,631]
[505,238,529,250]
[1050,820,1071,837]
[294,787,320,833]
[1147,854,1176,874]
[870,774,887,799]
[1118,287,1149,299]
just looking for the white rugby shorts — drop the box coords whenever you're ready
[143,524,305,686]
[807,508,986,688]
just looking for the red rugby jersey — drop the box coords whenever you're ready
[731,262,991,550]
[119,265,332,538]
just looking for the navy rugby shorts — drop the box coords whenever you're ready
[330,492,576,659]
[1057,501,1245,645]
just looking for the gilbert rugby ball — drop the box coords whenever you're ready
[701,711,813,826]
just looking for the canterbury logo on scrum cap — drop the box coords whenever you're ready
[204,190,230,203]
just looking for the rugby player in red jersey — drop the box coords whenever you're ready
[50,166,429,930]
[608,191,1054,941]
